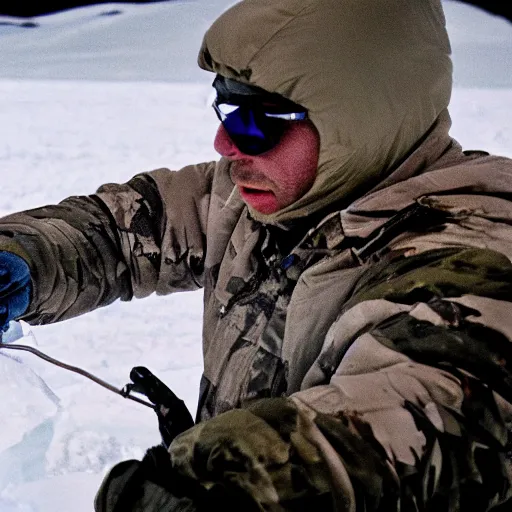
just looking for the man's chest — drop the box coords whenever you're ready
[198,228,364,420]
[196,199,451,420]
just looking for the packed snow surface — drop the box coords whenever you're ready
[0,1,510,510]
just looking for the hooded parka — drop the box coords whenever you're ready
[1,0,512,510]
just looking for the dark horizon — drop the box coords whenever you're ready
[1,0,510,23]
[0,0,171,18]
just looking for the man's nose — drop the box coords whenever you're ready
[213,124,246,160]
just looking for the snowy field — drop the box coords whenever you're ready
[0,1,510,510]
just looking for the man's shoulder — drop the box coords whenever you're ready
[353,149,512,215]
[438,148,512,175]
[408,149,512,220]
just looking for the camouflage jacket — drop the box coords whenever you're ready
[2,118,512,511]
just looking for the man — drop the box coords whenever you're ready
[0,0,511,510]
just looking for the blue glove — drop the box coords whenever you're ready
[0,251,31,331]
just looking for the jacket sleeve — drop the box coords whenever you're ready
[169,239,512,511]
[0,162,216,324]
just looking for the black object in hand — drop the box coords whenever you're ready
[123,366,195,447]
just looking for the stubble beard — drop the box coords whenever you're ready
[229,161,273,190]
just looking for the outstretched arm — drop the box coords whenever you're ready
[0,162,215,324]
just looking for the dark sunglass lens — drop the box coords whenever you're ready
[216,103,285,155]
[231,135,274,156]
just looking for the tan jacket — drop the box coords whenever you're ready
[2,113,512,510]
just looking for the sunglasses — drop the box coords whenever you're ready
[213,98,308,156]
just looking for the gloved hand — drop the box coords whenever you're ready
[168,398,333,511]
[95,444,251,512]
[95,445,201,512]
[0,251,31,331]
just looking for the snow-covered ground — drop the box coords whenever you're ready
[0,79,217,511]
[0,1,510,510]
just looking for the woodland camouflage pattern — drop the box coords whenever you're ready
[1,0,512,510]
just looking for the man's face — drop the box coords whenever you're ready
[214,120,320,215]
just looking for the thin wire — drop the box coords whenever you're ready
[0,341,154,409]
